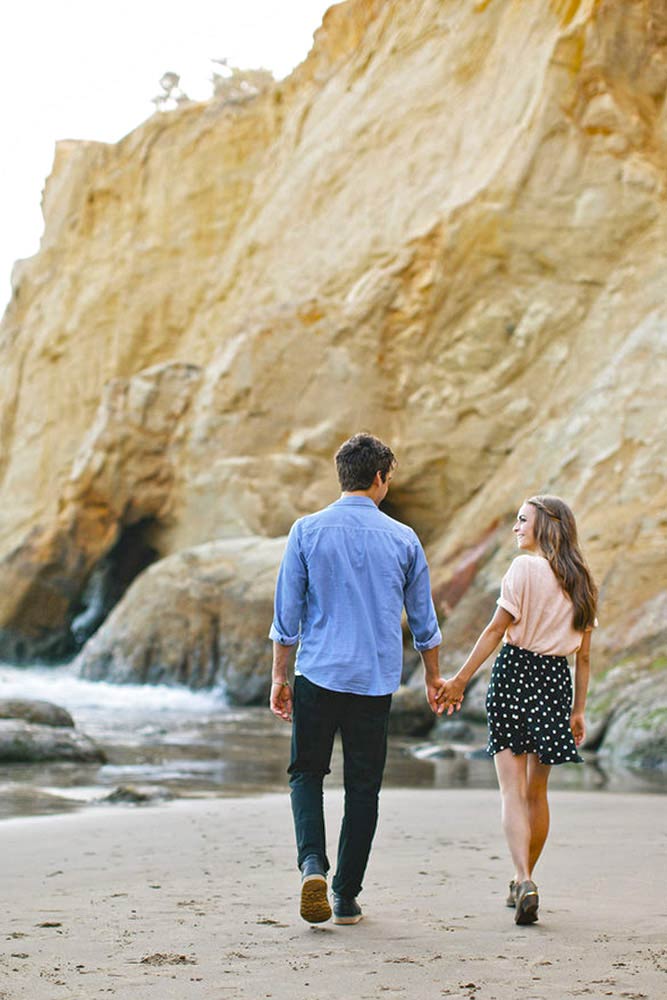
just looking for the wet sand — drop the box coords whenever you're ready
[1,788,665,999]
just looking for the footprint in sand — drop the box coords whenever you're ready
[139,953,197,966]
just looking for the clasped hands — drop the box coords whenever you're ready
[433,675,466,716]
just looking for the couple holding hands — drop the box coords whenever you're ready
[270,433,596,927]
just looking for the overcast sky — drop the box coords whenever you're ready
[0,0,332,309]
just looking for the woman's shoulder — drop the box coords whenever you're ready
[506,554,544,576]
[506,554,560,588]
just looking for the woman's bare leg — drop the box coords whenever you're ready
[526,754,551,872]
[493,749,531,882]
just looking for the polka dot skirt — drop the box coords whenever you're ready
[485,643,583,765]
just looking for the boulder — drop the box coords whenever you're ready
[0,720,105,764]
[596,665,667,771]
[456,671,491,725]
[76,536,285,704]
[0,698,74,728]
[389,685,435,737]
[102,785,173,805]
[433,717,478,744]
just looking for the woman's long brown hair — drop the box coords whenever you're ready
[527,495,598,631]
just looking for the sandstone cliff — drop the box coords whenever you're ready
[1,0,666,742]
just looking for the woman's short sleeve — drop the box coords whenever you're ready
[496,558,527,622]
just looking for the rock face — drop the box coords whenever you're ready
[0,0,666,734]
[598,677,667,772]
[587,656,667,770]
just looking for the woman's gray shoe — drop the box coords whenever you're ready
[514,879,539,925]
[333,894,363,925]
[300,855,331,924]
[506,879,517,907]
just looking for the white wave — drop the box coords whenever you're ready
[0,663,227,714]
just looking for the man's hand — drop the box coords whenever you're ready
[270,681,293,722]
[270,642,294,722]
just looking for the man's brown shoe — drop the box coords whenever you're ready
[506,879,517,908]
[299,855,332,924]
[514,879,539,925]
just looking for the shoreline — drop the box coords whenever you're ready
[2,788,666,999]
[2,747,665,825]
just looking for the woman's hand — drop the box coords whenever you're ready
[570,711,586,747]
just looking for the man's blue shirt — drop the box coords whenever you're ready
[269,496,442,696]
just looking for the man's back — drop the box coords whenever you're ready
[270,495,440,696]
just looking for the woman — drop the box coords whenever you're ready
[440,495,597,925]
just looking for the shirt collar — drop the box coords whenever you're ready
[335,495,378,508]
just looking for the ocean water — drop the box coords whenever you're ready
[0,664,663,821]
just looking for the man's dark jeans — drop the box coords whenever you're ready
[288,674,392,900]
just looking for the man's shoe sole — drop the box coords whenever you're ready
[300,875,332,923]
[333,912,363,925]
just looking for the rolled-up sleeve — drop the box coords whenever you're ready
[404,538,442,651]
[497,559,523,622]
[268,522,308,646]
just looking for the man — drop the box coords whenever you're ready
[269,432,449,926]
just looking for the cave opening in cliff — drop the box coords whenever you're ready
[380,489,437,546]
[380,495,408,526]
[70,518,160,650]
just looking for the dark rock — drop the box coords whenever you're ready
[433,717,477,743]
[0,699,74,728]
[410,743,456,760]
[389,685,435,736]
[0,720,106,763]
[102,785,172,805]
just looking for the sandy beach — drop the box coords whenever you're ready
[1,788,665,1000]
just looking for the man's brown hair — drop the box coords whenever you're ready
[334,433,396,491]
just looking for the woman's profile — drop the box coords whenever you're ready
[440,495,597,925]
